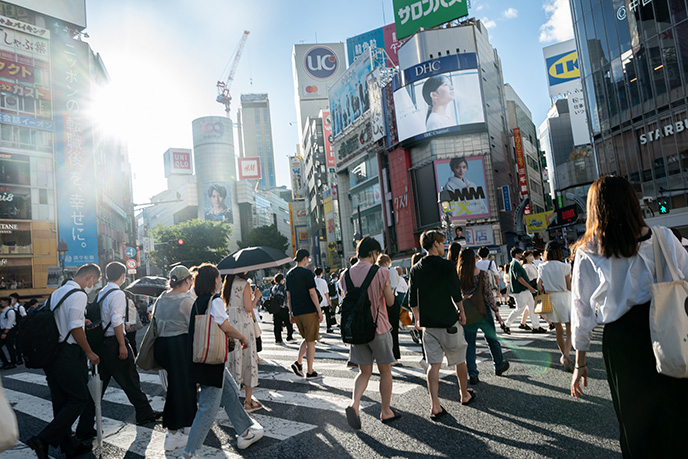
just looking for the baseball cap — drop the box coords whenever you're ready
[169,265,191,282]
[294,249,310,262]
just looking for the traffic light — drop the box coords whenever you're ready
[658,200,670,214]
[177,239,184,245]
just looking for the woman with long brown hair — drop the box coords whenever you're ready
[457,248,508,385]
[223,272,262,413]
[570,176,688,457]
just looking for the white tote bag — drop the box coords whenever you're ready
[649,227,688,378]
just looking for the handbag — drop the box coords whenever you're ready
[463,272,488,326]
[649,226,688,378]
[192,296,229,365]
[253,319,262,338]
[534,292,553,314]
[0,378,18,452]
[135,298,162,371]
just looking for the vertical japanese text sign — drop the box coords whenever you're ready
[53,37,99,267]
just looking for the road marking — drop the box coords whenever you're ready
[4,442,38,458]
[4,388,243,459]
[256,370,418,394]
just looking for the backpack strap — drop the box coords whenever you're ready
[360,265,380,292]
[50,288,86,344]
[97,288,121,333]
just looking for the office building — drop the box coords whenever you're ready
[238,94,276,190]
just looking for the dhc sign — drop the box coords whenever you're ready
[639,119,688,145]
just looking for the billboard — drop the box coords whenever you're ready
[329,52,373,138]
[543,39,581,99]
[53,36,98,267]
[292,43,346,101]
[383,80,399,148]
[202,181,233,224]
[389,148,416,251]
[434,156,490,221]
[163,149,192,177]
[514,128,528,196]
[367,68,385,142]
[320,110,335,168]
[567,88,590,145]
[9,0,86,27]
[463,225,495,247]
[393,0,469,40]
[289,156,305,200]
[525,211,557,233]
[346,24,401,66]
[393,54,484,143]
[237,157,262,180]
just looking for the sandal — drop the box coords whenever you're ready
[500,323,511,335]
[560,355,574,372]
[430,406,448,421]
[243,400,263,413]
[461,388,477,406]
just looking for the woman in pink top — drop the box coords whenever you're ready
[340,237,398,430]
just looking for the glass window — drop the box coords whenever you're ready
[0,265,32,290]
[584,75,601,133]
[0,185,31,219]
[613,135,628,177]
[0,154,29,186]
[603,0,621,60]
[584,11,601,72]
[669,0,687,23]
[675,21,688,90]
[654,0,672,32]
[348,156,378,188]
[636,0,658,40]
[648,36,668,103]
[613,0,633,52]
[350,182,381,209]
[0,228,31,254]
[623,129,641,182]
[360,211,383,236]
[634,44,654,105]
[593,3,610,66]
[611,57,629,115]
[661,31,684,100]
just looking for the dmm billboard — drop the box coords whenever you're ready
[434,156,490,222]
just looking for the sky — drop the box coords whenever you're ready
[84,0,575,204]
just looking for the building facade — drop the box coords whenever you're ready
[571,0,688,230]
[238,93,276,190]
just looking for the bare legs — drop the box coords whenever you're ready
[297,340,316,374]
[349,363,394,419]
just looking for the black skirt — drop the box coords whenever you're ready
[602,302,688,458]
[154,334,197,430]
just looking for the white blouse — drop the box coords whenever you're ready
[538,260,570,293]
[571,227,688,351]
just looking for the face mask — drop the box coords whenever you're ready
[84,285,95,294]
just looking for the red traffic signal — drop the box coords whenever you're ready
[177,239,184,245]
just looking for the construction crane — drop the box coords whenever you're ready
[216,30,250,114]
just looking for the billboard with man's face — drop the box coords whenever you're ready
[393,54,484,143]
[434,156,490,222]
[203,181,233,224]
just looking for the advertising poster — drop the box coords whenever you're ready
[434,156,490,221]
[293,43,346,101]
[347,27,385,66]
[393,54,484,143]
[289,156,305,200]
[567,87,590,145]
[320,110,335,168]
[203,181,233,224]
[463,225,495,247]
[393,0,469,39]
[329,52,373,137]
[382,24,401,66]
[525,211,557,233]
[367,68,385,142]
[542,39,580,99]
[383,79,399,148]
[163,149,192,177]
[53,36,99,267]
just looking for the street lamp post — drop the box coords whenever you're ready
[438,190,453,241]
[57,239,69,280]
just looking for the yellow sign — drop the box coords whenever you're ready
[546,50,579,84]
[525,211,556,233]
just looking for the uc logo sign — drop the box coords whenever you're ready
[304,46,338,80]
[546,50,580,86]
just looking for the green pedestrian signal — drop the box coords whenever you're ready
[658,200,669,214]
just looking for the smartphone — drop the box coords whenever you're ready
[447,326,458,334]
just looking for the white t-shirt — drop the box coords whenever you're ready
[537,260,570,293]
[476,259,499,275]
[51,280,87,345]
[388,266,400,291]
[314,277,329,306]
[0,307,16,330]
[395,276,409,294]
[210,297,229,326]
[523,263,538,283]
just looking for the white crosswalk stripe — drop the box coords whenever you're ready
[4,318,533,457]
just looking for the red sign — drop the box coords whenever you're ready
[388,148,417,251]
[172,151,191,170]
[238,157,262,180]
[321,110,335,168]
[382,24,401,66]
[513,128,528,195]
[126,259,137,270]
[0,56,33,83]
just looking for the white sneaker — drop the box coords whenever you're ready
[236,427,264,450]
[164,430,188,451]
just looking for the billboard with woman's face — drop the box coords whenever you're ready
[434,156,490,221]
[203,182,233,224]
[393,53,485,143]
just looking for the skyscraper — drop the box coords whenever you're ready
[238,94,276,190]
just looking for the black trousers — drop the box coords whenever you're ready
[154,334,196,430]
[40,344,88,454]
[126,330,138,356]
[76,336,154,436]
[322,306,335,330]
[0,330,16,365]
[387,301,401,360]
[273,308,293,342]
[603,302,688,458]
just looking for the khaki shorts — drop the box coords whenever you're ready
[294,312,320,342]
[349,330,395,366]
[423,321,468,366]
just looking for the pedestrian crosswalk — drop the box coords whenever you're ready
[3,317,535,458]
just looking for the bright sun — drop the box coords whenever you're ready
[89,83,131,140]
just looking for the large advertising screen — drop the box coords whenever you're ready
[434,156,490,222]
[393,54,484,143]
[329,52,373,138]
[203,181,233,224]
[393,0,469,40]
[346,24,401,66]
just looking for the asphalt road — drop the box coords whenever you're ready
[4,304,621,458]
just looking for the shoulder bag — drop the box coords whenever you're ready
[135,296,163,371]
[192,295,229,365]
[649,226,688,378]
[534,292,553,314]
[463,272,488,326]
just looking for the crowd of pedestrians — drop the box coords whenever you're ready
[10,173,688,458]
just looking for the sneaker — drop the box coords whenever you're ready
[495,361,510,376]
[26,436,49,459]
[518,324,532,331]
[286,336,296,342]
[549,323,556,331]
[179,453,199,459]
[532,327,547,334]
[306,371,322,379]
[291,361,304,377]
[236,427,264,450]
[165,430,188,451]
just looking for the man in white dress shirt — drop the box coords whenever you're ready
[0,297,17,369]
[76,262,160,440]
[27,264,101,459]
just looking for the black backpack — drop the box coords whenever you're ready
[85,288,120,352]
[328,281,337,297]
[18,288,84,369]
[340,265,380,345]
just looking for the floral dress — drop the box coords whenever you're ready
[226,278,258,388]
